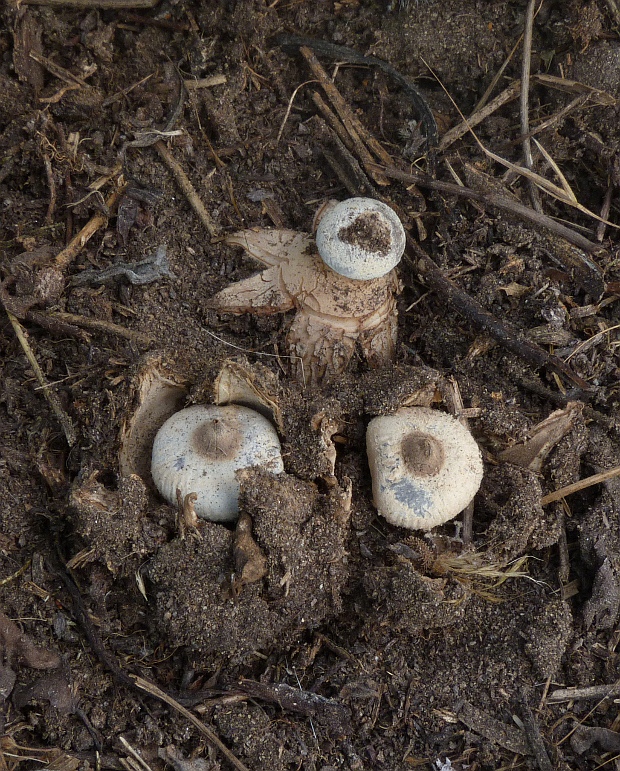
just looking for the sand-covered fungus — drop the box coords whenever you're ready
[151,404,284,522]
[315,198,406,280]
[366,407,483,531]
[207,199,405,385]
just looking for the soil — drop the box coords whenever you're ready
[1,0,620,769]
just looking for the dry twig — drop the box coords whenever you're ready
[404,233,591,390]
[439,80,521,153]
[24,0,158,6]
[132,676,250,771]
[184,75,227,90]
[55,184,126,271]
[277,34,438,160]
[520,0,543,212]
[541,465,620,505]
[519,689,554,771]
[154,140,218,237]
[5,309,76,446]
[376,164,606,299]
[299,46,390,187]
[548,682,620,703]
[29,51,95,87]
[42,311,154,346]
[603,0,620,26]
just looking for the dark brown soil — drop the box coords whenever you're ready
[2,1,620,769]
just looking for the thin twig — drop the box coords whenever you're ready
[519,689,554,771]
[5,309,76,446]
[277,33,438,161]
[509,93,590,147]
[298,46,390,186]
[102,73,154,107]
[154,139,218,237]
[596,182,614,242]
[55,184,126,271]
[521,0,543,212]
[531,72,616,105]
[311,91,357,155]
[404,234,591,391]
[0,559,31,587]
[472,33,523,114]
[276,79,318,144]
[24,0,158,7]
[424,59,616,229]
[541,465,620,505]
[29,50,94,87]
[132,676,250,771]
[313,116,378,198]
[548,682,620,703]
[565,322,620,362]
[42,152,56,224]
[184,75,227,90]
[118,738,153,771]
[444,377,474,544]
[439,80,522,153]
[376,164,606,298]
[49,554,250,771]
[603,0,620,26]
[42,311,154,346]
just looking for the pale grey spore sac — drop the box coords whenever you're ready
[366,407,484,531]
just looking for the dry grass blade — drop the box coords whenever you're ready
[425,59,619,229]
[520,0,543,211]
[276,79,318,144]
[119,738,153,771]
[564,321,620,362]
[131,675,250,771]
[380,161,607,296]
[476,135,617,227]
[532,137,577,203]
[0,560,31,587]
[439,552,532,587]
[5,309,76,446]
[531,73,616,106]
[439,80,521,153]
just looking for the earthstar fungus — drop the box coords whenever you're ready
[315,197,406,279]
[207,198,405,384]
[366,407,483,531]
[151,404,284,522]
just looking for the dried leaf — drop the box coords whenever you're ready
[499,402,583,472]
[499,282,531,298]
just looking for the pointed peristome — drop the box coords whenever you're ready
[206,265,294,315]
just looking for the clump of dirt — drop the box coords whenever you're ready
[148,468,351,663]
